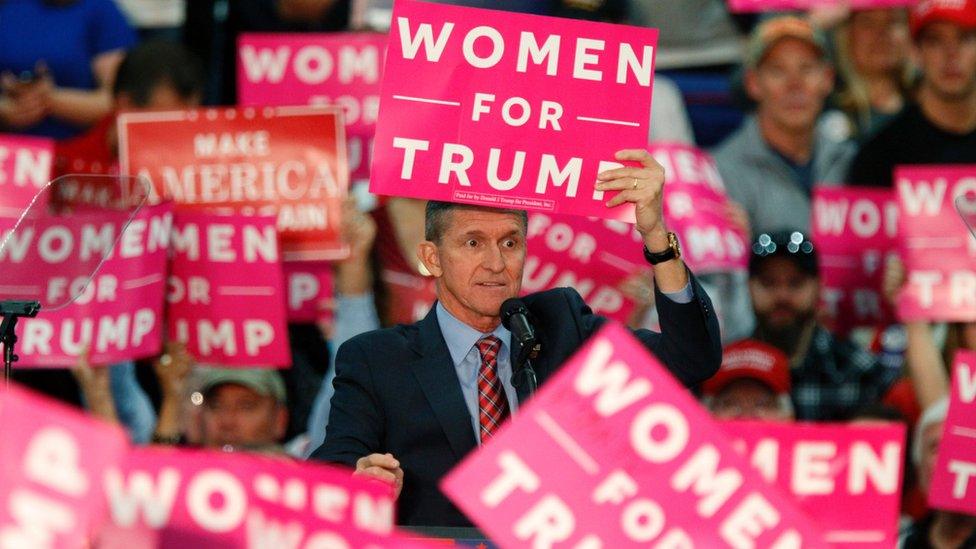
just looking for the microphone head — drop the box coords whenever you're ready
[500,298,529,330]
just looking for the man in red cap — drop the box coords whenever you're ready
[848,0,976,187]
[702,339,795,421]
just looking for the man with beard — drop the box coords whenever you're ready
[848,0,976,187]
[747,230,899,420]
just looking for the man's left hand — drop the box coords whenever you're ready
[596,149,667,237]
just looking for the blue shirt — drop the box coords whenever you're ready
[0,0,136,139]
[435,302,519,444]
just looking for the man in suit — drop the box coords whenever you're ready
[311,149,722,526]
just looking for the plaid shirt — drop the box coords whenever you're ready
[790,325,901,421]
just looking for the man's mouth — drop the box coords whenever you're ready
[477,282,507,287]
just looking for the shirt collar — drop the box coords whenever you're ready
[436,302,511,367]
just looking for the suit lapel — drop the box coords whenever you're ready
[408,308,478,460]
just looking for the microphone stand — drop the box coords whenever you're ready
[1,300,41,387]
[512,343,538,398]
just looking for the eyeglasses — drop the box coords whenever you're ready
[751,231,814,257]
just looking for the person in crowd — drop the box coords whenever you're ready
[848,0,976,187]
[713,16,854,236]
[898,398,976,547]
[72,349,157,444]
[371,196,438,326]
[748,230,899,421]
[55,40,205,176]
[312,149,723,526]
[702,339,795,421]
[831,8,914,139]
[113,0,186,42]
[196,368,290,454]
[0,0,136,139]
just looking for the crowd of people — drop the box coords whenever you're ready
[2,0,976,545]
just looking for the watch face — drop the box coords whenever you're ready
[670,232,681,258]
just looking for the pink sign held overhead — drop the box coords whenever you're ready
[723,421,905,548]
[812,188,899,332]
[929,350,976,516]
[238,33,386,181]
[167,212,291,367]
[371,0,657,223]
[728,0,914,12]
[0,383,129,548]
[896,166,976,322]
[651,143,748,274]
[97,446,402,548]
[0,133,54,215]
[284,261,335,323]
[442,323,827,548]
[523,213,646,324]
[1,203,171,367]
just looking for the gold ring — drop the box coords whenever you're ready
[632,178,639,191]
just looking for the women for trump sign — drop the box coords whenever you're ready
[371,0,658,223]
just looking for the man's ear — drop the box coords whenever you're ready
[744,69,762,103]
[418,240,443,277]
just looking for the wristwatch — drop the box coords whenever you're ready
[642,232,681,265]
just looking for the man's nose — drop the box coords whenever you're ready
[482,245,506,272]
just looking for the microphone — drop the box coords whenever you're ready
[500,298,536,349]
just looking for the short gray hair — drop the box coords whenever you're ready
[424,201,528,243]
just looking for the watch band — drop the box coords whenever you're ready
[642,232,680,265]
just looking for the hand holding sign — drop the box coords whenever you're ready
[355,453,405,499]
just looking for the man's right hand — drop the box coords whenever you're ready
[354,453,404,499]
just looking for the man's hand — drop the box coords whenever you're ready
[597,149,667,237]
[354,453,404,499]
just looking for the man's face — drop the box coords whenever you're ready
[419,208,526,331]
[750,257,820,331]
[200,384,286,449]
[848,9,910,76]
[710,379,792,420]
[747,38,834,133]
[916,22,976,101]
[116,83,202,112]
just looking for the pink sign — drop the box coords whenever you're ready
[728,0,914,13]
[895,166,976,322]
[370,0,657,223]
[723,421,905,548]
[238,33,386,181]
[97,446,401,548]
[167,212,291,367]
[442,323,826,547]
[0,383,129,548]
[929,350,976,515]
[2,203,171,367]
[812,188,898,332]
[0,133,54,216]
[651,143,748,274]
[523,213,646,324]
[283,261,335,323]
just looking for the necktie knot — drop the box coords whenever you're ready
[477,335,501,361]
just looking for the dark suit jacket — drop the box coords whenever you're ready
[310,276,721,526]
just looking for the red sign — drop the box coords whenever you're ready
[238,33,385,181]
[724,421,906,548]
[812,188,898,331]
[0,384,129,548]
[118,106,349,261]
[167,212,291,367]
[895,166,976,322]
[930,350,976,515]
[442,323,826,547]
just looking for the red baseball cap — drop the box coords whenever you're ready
[702,339,791,396]
[910,0,976,38]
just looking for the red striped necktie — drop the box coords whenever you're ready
[476,335,510,442]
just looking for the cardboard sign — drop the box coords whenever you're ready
[1,203,171,367]
[651,143,748,274]
[167,212,291,367]
[238,33,386,181]
[442,323,826,548]
[723,421,905,548]
[370,0,657,222]
[118,106,349,261]
[0,384,129,548]
[727,0,914,12]
[97,446,399,548]
[0,133,54,216]
[523,213,646,324]
[895,166,976,322]
[284,261,335,323]
[929,350,976,515]
[812,188,898,331]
